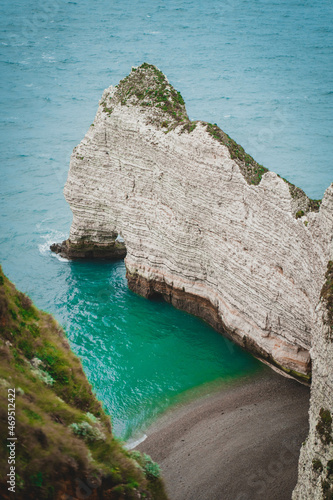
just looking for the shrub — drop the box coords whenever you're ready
[130,450,161,480]
[85,412,98,423]
[30,357,54,385]
[69,421,106,442]
[31,367,54,386]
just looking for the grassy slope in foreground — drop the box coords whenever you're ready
[0,266,167,500]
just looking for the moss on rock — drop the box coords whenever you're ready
[99,62,322,216]
[316,408,333,445]
[205,122,269,185]
[312,458,323,473]
[111,63,188,128]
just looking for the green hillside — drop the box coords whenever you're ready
[0,266,167,499]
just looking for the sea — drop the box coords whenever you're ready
[0,0,332,439]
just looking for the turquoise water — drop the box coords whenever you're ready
[1,0,332,438]
[56,260,259,437]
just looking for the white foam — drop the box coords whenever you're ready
[38,240,52,256]
[123,433,147,450]
[54,254,69,263]
[38,230,69,262]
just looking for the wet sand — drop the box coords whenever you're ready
[136,369,310,500]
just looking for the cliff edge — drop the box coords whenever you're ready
[57,63,333,383]
[0,266,167,499]
[293,262,333,499]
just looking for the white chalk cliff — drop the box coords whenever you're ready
[61,63,333,383]
[293,263,333,499]
[55,63,333,499]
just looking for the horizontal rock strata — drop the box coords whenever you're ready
[58,63,333,381]
[293,262,333,499]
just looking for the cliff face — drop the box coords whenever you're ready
[0,266,167,499]
[293,262,333,499]
[61,63,333,382]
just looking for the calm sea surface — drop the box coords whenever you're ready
[0,0,332,438]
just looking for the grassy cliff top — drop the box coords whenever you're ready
[0,266,167,499]
[100,63,321,215]
[101,62,188,127]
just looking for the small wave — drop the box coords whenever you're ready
[38,240,52,256]
[38,230,69,262]
[54,254,69,263]
[123,433,147,450]
[42,54,56,63]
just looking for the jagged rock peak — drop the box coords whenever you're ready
[100,63,321,208]
[100,62,188,129]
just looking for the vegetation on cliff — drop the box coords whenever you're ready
[314,408,333,499]
[102,62,188,127]
[204,122,268,185]
[293,258,333,500]
[0,266,167,499]
[203,122,320,212]
[100,63,321,215]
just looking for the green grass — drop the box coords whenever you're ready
[97,63,322,217]
[0,265,168,499]
[204,122,268,185]
[204,122,322,212]
[102,63,189,130]
[279,176,321,216]
[181,121,197,134]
